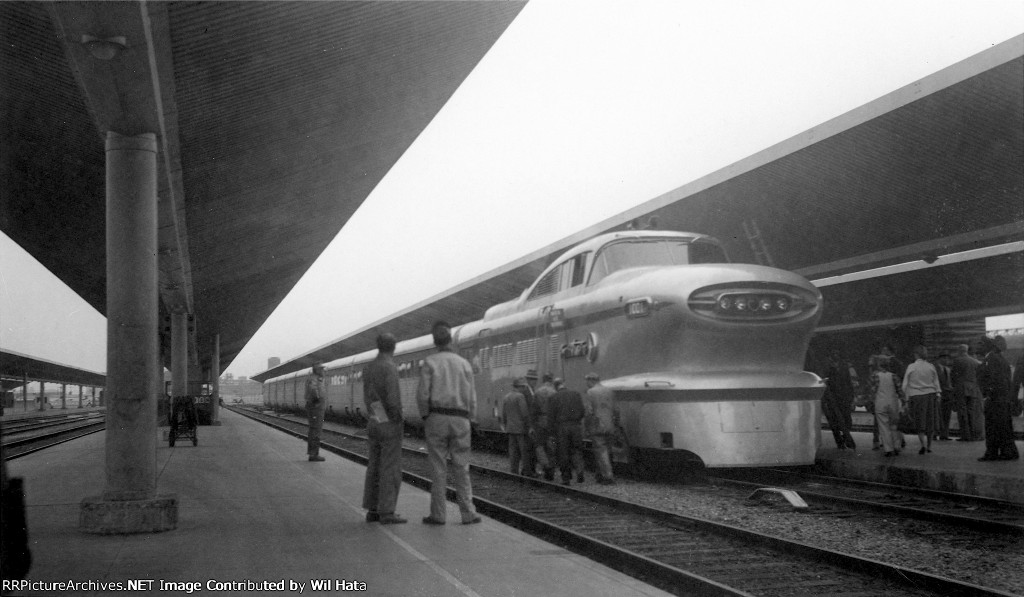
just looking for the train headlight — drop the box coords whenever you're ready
[690,285,817,321]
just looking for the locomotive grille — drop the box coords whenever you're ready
[688,283,817,321]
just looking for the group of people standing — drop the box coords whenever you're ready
[303,320,622,527]
[303,321,481,525]
[823,336,1020,463]
[499,370,619,486]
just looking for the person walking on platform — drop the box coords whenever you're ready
[869,356,904,457]
[500,378,531,476]
[532,372,558,481]
[977,336,1019,461]
[823,350,857,450]
[549,379,586,485]
[361,333,406,524]
[416,321,481,525]
[902,345,941,455]
[952,343,985,442]
[583,373,618,484]
[935,353,955,440]
[518,370,541,477]
[1012,352,1024,417]
[305,363,328,461]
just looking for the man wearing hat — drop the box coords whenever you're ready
[500,378,531,475]
[583,373,618,485]
[305,363,328,461]
[977,335,1018,461]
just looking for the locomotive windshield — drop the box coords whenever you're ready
[589,239,726,285]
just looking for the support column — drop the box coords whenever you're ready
[171,310,189,399]
[22,373,27,412]
[80,132,176,534]
[210,334,221,425]
[78,385,83,409]
[38,381,45,411]
[61,383,67,410]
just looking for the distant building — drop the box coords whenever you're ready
[268,357,281,369]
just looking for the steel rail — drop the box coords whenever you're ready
[229,406,1017,597]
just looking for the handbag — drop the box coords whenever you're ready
[897,410,915,434]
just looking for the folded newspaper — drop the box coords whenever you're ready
[369,401,389,424]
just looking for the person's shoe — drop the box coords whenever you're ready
[543,469,555,481]
[561,479,571,486]
[845,439,856,450]
[998,454,1020,461]
[978,455,999,461]
[598,478,616,485]
[379,514,408,525]
[462,516,482,525]
[308,455,325,462]
[365,511,380,523]
[883,451,895,457]
[872,445,880,451]
[576,472,585,483]
[918,447,927,455]
[422,516,445,525]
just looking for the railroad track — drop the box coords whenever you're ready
[709,468,1024,536]
[2,415,105,460]
[229,406,1015,597]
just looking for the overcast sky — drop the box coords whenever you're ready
[1,1,1022,378]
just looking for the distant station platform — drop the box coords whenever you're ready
[816,412,1024,504]
[5,408,671,597]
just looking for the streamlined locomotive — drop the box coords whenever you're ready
[264,230,824,467]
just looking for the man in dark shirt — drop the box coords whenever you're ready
[548,379,586,485]
[305,363,327,461]
[362,333,406,523]
[977,336,1018,461]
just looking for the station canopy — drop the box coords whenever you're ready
[256,36,1023,381]
[0,1,527,377]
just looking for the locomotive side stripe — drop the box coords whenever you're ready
[613,387,823,403]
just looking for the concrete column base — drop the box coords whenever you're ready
[79,493,178,534]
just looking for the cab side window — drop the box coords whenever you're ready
[528,252,590,302]
[528,264,563,301]
[568,253,588,287]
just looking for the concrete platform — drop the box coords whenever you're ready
[4,408,672,597]
[816,417,1024,504]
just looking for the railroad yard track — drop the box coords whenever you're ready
[709,468,1024,535]
[229,406,1017,597]
[2,413,105,460]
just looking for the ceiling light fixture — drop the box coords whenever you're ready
[81,34,126,60]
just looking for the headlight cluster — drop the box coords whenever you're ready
[716,293,791,314]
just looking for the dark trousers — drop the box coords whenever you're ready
[363,421,403,514]
[556,422,585,481]
[307,401,325,456]
[508,433,529,474]
[937,396,954,439]
[982,400,1019,459]
[822,394,854,448]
